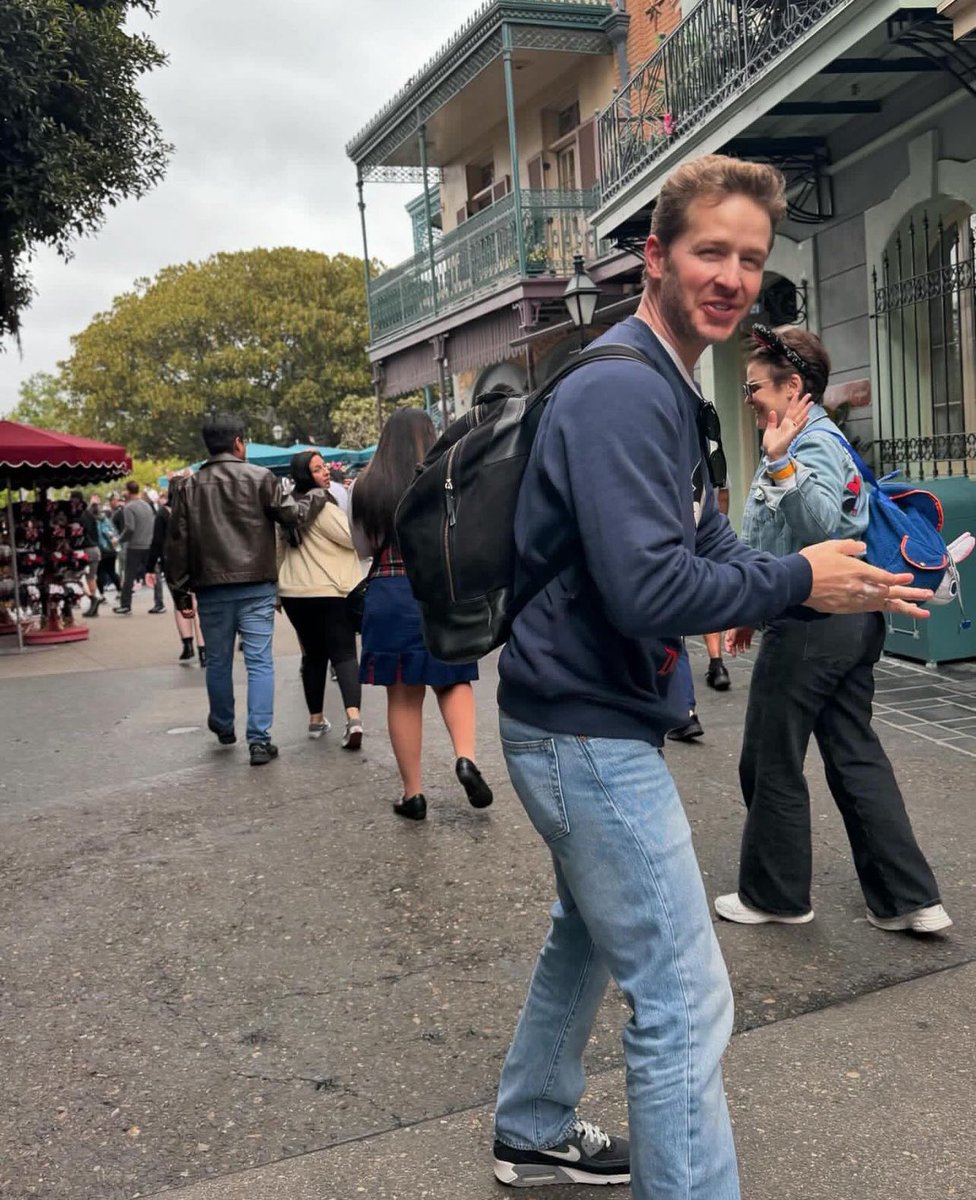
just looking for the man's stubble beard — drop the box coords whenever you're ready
[657,259,702,353]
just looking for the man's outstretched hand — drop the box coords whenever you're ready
[800,539,933,619]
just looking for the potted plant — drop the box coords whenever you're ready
[525,243,549,276]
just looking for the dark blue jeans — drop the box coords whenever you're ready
[195,582,276,744]
[738,612,940,918]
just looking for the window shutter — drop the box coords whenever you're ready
[577,118,598,191]
[527,154,545,192]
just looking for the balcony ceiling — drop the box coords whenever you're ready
[380,49,598,168]
[733,21,963,152]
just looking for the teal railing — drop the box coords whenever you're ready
[369,187,603,342]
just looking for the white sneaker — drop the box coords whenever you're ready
[714,893,814,925]
[866,903,952,933]
[307,718,331,739]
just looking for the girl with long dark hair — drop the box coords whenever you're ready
[351,408,492,820]
[278,451,363,748]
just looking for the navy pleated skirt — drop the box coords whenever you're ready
[359,575,478,687]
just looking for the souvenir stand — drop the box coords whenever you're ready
[0,420,131,651]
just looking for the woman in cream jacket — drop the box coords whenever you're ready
[278,451,363,748]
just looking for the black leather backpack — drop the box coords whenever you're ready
[394,343,652,663]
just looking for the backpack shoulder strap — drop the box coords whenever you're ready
[790,424,878,487]
[538,342,655,398]
[509,344,658,625]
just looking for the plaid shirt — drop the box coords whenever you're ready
[370,541,407,578]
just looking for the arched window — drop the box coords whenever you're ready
[872,200,976,477]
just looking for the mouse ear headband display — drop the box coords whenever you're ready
[751,324,810,376]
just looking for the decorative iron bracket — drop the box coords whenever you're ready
[888,12,976,100]
[723,138,834,225]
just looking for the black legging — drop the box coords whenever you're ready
[97,553,120,594]
[280,595,361,715]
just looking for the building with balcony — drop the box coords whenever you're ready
[345,0,683,422]
[593,0,976,518]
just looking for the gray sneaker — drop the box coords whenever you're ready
[307,718,331,739]
[341,719,363,750]
[493,1118,630,1187]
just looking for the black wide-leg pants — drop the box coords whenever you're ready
[737,611,941,919]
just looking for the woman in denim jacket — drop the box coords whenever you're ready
[715,325,950,934]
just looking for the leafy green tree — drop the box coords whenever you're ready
[7,371,75,429]
[0,0,170,342]
[331,390,428,448]
[60,248,374,459]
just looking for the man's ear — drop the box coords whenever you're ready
[644,233,666,284]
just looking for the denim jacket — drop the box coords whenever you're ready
[741,407,869,557]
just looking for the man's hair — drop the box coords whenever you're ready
[125,480,140,496]
[202,413,245,456]
[70,489,83,503]
[651,155,788,250]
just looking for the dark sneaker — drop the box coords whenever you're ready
[494,1118,630,1187]
[705,661,731,690]
[249,741,279,766]
[666,713,704,742]
[148,605,166,614]
[207,715,236,745]
[112,605,132,615]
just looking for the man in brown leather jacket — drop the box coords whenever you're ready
[166,414,301,766]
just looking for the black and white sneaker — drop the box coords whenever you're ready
[494,1118,629,1187]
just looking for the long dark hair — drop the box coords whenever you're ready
[353,408,436,547]
[290,450,319,495]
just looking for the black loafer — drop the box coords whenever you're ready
[393,793,427,821]
[455,758,493,809]
[705,662,731,691]
[666,715,705,742]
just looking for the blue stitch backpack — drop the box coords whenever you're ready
[792,426,969,623]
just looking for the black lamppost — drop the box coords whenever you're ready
[563,253,601,351]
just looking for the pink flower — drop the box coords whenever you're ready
[662,112,676,138]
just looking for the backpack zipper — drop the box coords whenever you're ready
[443,443,459,602]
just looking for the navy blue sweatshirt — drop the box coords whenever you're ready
[498,316,814,745]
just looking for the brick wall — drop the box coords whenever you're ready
[625,0,683,84]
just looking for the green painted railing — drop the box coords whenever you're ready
[369,187,603,342]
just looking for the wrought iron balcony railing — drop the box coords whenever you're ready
[597,0,839,203]
[368,188,604,342]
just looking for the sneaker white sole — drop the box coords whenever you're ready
[866,907,953,933]
[714,895,814,925]
[494,1158,630,1187]
[307,723,331,739]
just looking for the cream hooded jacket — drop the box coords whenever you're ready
[277,496,361,598]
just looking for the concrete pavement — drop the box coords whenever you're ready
[0,592,973,1199]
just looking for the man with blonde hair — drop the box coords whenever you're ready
[491,155,931,1198]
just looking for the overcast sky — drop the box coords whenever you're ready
[0,0,472,412]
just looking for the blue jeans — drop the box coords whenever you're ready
[496,713,739,1200]
[675,641,696,716]
[195,582,276,744]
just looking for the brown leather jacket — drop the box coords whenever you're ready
[165,455,301,606]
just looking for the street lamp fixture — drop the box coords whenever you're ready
[271,423,284,443]
[563,252,600,351]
